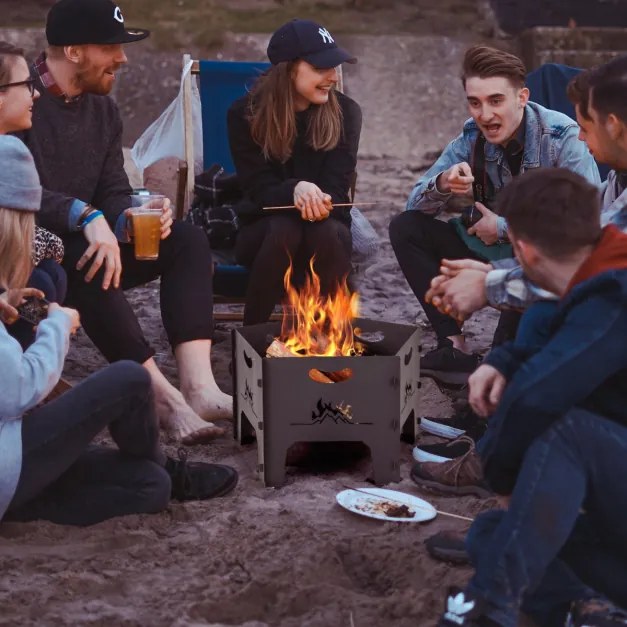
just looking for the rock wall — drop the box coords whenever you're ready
[490,0,627,34]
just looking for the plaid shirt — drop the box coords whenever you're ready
[486,170,627,309]
[33,52,80,102]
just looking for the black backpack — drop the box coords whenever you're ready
[185,164,242,249]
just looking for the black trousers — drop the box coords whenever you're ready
[389,210,520,345]
[62,221,214,363]
[5,362,171,526]
[235,214,352,325]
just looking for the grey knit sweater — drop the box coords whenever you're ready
[17,66,133,235]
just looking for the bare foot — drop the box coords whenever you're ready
[156,391,226,444]
[184,385,233,422]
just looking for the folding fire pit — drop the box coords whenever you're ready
[232,317,421,487]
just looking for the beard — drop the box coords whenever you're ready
[73,63,118,96]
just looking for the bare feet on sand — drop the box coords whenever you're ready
[156,391,227,445]
[183,385,233,423]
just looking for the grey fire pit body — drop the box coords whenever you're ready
[232,318,421,487]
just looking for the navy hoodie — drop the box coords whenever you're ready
[480,226,627,494]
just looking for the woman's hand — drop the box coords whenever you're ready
[48,302,81,336]
[0,288,45,325]
[294,181,332,222]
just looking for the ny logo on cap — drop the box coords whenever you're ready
[113,6,124,23]
[318,27,334,44]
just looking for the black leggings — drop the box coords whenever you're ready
[62,221,214,364]
[389,210,520,345]
[235,214,352,325]
[5,361,170,526]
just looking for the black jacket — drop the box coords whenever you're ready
[227,91,362,226]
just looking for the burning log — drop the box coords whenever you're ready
[266,339,297,358]
[266,340,352,384]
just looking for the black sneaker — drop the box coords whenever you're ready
[421,339,482,387]
[438,587,501,626]
[425,530,470,565]
[413,436,473,464]
[566,598,627,626]
[166,449,238,501]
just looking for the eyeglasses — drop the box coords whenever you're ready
[0,79,36,96]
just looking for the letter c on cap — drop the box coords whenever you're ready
[113,6,124,23]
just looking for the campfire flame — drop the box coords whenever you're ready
[280,257,359,357]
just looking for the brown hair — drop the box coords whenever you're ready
[0,41,24,88]
[497,168,601,258]
[248,61,343,163]
[0,208,34,295]
[461,45,527,89]
[568,55,627,124]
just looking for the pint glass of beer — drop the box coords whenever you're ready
[130,194,164,260]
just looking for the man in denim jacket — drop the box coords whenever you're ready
[425,56,627,323]
[389,45,600,386]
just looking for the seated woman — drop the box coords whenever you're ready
[227,19,362,325]
[0,41,66,348]
[0,136,238,527]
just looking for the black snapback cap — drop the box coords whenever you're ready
[46,0,150,46]
[267,19,356,68]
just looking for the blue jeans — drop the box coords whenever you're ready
[466,408,627,626]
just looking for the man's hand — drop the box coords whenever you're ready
[0,288,45,324]
[437,162,474,196]
[468,364,506,417]
[48,302,81,335]
[425,259,491,321]
[467,202,499,245]
[77,215,122,290]
[294,181,332,222]
[159,198,173,240]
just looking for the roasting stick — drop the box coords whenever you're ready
[263,201,379,211]
[343,485,474,522]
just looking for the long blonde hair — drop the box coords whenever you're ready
[248,61,343,163]
[0,207,34,299]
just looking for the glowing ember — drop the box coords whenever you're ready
[280,257,359,357]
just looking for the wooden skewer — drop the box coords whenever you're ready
[263,201,379,211]
[342,485,474,523]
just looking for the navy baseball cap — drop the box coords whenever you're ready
[46,0,150,46]
[267,19,356,68]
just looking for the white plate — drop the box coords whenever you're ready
[336,487,437,523]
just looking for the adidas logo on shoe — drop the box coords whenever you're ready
[444,591,476,625]
[438,587,498,626]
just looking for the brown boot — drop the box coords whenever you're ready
[410,436,492,498]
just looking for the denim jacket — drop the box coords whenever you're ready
[485,171,627,309]
[406,101,601,239]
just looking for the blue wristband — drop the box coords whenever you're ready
[81,210,104,228]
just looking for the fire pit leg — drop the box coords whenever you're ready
[367,435,401,485]
[263,441,288,487]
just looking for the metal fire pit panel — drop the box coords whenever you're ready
[233,318,420,487]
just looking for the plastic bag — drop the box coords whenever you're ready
[131,60,203,177]
[350,207,380,263]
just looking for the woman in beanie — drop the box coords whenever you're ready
[227,19,362,324]
[0,137,238,526]
[0,41,66,348]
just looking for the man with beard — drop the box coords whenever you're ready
[18,0,232,450]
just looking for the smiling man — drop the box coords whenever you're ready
[17,0,235,452]
[389,45,600,386]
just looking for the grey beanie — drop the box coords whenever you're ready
[0,136,42,212]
